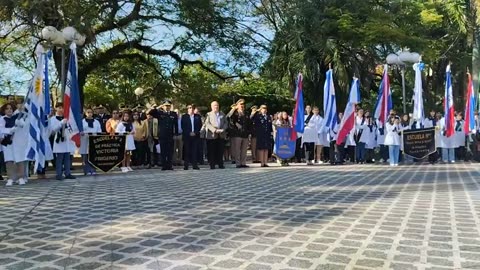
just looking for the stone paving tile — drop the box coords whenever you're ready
[1,164,480,269]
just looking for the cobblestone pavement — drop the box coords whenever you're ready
[1,163,480,270]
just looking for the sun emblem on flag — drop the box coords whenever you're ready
[34,78,42,95]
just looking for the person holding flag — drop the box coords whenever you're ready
[49,103,76,180]
[291,73,305,163]
[439,64,456,163]
[464,70,476,160]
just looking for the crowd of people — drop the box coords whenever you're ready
[0,95,476,187]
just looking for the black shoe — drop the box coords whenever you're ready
[210,166,215,169]
[65,175,76,179]
[236,165,242,168]
[168,167,174,170]
[241,165,249,168]
[231,161,236,164]
[56,176,64,181]
[161,167,167,171]
[219,165,225,169]
[184,166,189,170]
[193,166,200,170]
[253,161,261,163]
[262,164,269,167]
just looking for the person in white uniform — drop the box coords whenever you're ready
[354,109,368,163]
[0,103,27,186]
[438,114,456,163]
[385,116,402,166]
[80,108,102,175]
[302,105,322,165]
[116,111,136,172]
[49,103,76,181]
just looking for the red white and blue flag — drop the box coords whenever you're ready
[291,73,305,140]
[336,78,360,145]
[64,43,83,147]
[464,72,476,134]
[444,64,455,137]
[374,65,392,125]
[323,69,337,131]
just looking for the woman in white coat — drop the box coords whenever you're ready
[302,106,322,165]
[0,103,27,186]
[384,116,402,166]
[365,116,377,163]
[438,116,456,163]
[81,108,102,175]
[116,111,136,172]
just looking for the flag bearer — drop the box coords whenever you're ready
[49,103,76,180]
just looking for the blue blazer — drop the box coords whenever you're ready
[181,114,202,139]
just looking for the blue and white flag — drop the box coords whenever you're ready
[323,69,337,130]
[26,45,53,171]
[412,63,424,125]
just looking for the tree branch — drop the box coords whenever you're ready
[94,0,143,35]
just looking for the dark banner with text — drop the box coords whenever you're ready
[403,128,436,159]
[88,135,126,173]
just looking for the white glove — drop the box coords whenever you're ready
[61,119,68,125]
[9,127,17,134]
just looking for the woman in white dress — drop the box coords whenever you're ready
[454,113,466,161]
[0,103,27,186]
[116,111,136,172]
[80,108,102,175]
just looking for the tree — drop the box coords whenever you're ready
[257,0,475,112]
[0,0,266,104]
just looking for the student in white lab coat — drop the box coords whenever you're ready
[80,108,102,175]
[354,109,368,163]
[438,114,456,163]
[302,106,322,165]
[49,103,76,180]
[376,119,388,163]
[314,109,325,163]
[116,111,136,172]
[0,103,26,186]
[384,116,402,166]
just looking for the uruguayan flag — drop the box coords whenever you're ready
[25,45,52,171]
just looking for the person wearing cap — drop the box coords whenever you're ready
[250,105,259,163]
[94,105,110,133]
[158,100,178,170]
[181,104,202,170]
[229,99,252,168]
[205,101,228,169]
[252,105,272,167]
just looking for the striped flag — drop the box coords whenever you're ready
[64,43,83,147]
[291,73,305,140]
[336,78,360,145]
[444,64,455,137]
[412,63,424,123]
[374,65,392,125]
[464,72,476,134]
[323,69,337,131]
[26,45,51,171]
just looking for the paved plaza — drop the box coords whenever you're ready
[1,163,480,270]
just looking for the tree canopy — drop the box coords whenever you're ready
[1,0,480,114]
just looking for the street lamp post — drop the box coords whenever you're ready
[386,51,421,114]
[41,26,86,101]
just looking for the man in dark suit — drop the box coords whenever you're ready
[181,104,203,170]
[158,100,178,170]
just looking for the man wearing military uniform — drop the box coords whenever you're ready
[157,100,178,170]
[94,105,110,133]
